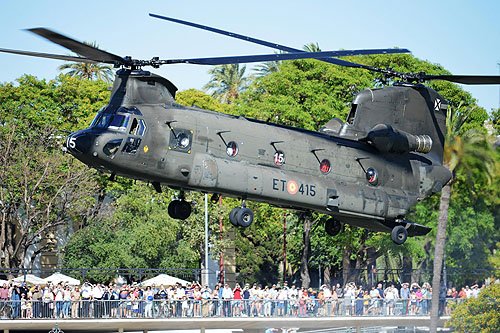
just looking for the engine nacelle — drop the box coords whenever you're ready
[362,123,432,154]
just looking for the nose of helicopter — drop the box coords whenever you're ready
[65,131,92,154]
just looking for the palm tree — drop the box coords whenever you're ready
[203,64,248,104]
[58,41,114,83]
[253,60,281,77]
[303,42,322,52]
[429,104,496,331]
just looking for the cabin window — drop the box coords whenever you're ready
[122,137,142,154]
[366,167,379,186]
[226,141,238,157]
[320,159,331,174]
[168,129,193,154]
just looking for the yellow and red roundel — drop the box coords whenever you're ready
[287,180,298,195]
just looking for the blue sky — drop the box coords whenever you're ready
[1,0,499,112]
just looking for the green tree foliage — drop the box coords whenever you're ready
[238,58,372,130]
[0,75,108,271]
[63,183,229,282]
[446,283,500,332]
[430,104,496,330]
[176,88,235,114]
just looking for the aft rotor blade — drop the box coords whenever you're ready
[161,49,410,66]
[149,13,409,69]
[26,28,128,65]
[422,74,500,85]
[0,47,99,63]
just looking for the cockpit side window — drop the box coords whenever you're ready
[129,118,147,136]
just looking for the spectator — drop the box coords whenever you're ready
[81,282,92,317]
[70,286,80,318]
[400,283,410,315]
[232,283,242,317]
[32,285,42,318]
[144,286,154,318]
[201,284,211,317]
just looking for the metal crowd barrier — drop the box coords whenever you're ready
[0,298,463,319]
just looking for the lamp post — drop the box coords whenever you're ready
[204,193,209,286]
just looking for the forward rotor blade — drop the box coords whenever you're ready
[0,47,99,63]
[422,74,500,85]
[161,49,410,66]
[26,28,127,65]
[149,13,409,69]
[150,13,301,53]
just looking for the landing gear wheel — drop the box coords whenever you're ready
[325,218,342,236]
[229,207,241,227]
[168,201,178,219]
[391,225,408,245]
[175,200,192,220]
[168,200,192,220]
[235,207,254,227]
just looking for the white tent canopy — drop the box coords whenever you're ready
[13,274,46,285]
[44,272,81,286]
[141,274,189,287]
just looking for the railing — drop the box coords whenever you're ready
[0,298,463,320]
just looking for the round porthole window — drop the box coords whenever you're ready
[366,167,379,186]
[177,133,190,148]
[226,141,239,157]
[320,159,331,174]
[273,150,285,166]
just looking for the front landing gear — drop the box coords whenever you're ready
[168,200,192,220]
[229,200,254,228]
[391,225,408,245]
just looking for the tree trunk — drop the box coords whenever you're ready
[323,265,331,287]
[430,183,451,332]
[402,255,413,285]
[342,246,353,284]
[300,213,312,288]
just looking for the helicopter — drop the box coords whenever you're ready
[2,14,500,245]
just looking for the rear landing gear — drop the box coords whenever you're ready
[229,200,254,228]
[391,225,408,245]
[325,218,342,236]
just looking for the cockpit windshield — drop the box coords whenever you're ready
[108,115,130,131]
[90,113,130,131]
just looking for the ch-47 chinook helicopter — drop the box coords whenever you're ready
[2,14,500,245]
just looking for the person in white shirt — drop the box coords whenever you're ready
[221,283,233,316]
[80,282,92,317]
[54,285,64,318]
[322,285,332,316]
[92,283,104,318]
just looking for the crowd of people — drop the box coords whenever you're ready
[0,279,481,320]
